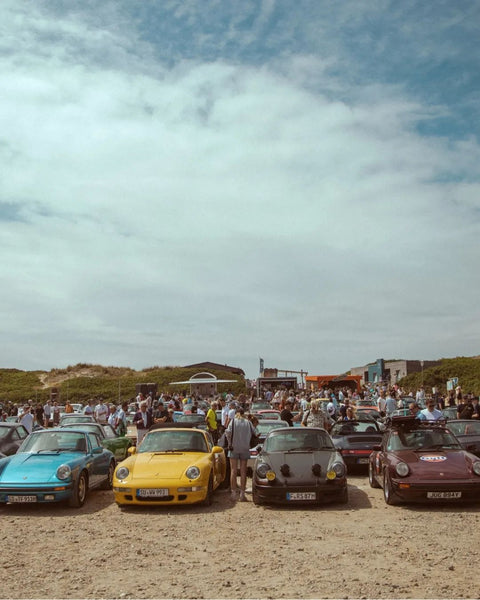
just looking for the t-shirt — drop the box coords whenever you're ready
[206,408,217,431]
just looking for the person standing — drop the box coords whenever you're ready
[43,399,52,428]
[421,399,443,421]
[52,401,61,426]
[280,400,294,427]
[205,401,219,444]
[301,399,330,430]
[94,398,108,424]
[133,401,153,445]
[385,391,397,417]
[84,399,94,417]
[115,401,128,436]
[20,405,34,434]
[225,408,256,502]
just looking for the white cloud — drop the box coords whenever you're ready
[0,1,479,378]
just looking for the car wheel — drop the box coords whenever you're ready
[369,461,381,488]
[68,471,88,508]
[339,485,349,504]
[100,461,115,490]
[202,474,213,506]
[252,485,263,506]
[383,470,399,505]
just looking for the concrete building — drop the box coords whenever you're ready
[350,358,441,386]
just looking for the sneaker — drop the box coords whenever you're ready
[230,490,237,501]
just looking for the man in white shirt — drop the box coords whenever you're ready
[43,400,52,427]
[421,398,443,421]
[20,405,34,434]
[94,398,108,424]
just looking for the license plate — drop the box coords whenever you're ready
[137,488,169,497]
[357,458,369,464]
[427,491,462,499]
[8,496,37,503]
[287,492,316,501]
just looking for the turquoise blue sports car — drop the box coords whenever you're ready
[0,428,115,508]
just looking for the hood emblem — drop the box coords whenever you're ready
[419,455,447,462]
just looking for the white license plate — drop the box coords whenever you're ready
[287,492,316,501]
[137,488,169,497]
[427,491,462,499]
[357,458,369,464]
[8,496,37,503]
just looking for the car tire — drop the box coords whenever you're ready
[252,486,263,506]
[339,485,349,504]
[369,461,381,488]
[383,470,399,505]
[68,471,88,508]
[202,474,213,506]
[100,461,115,490]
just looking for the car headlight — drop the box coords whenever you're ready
[395,462,409,477]
[327,462,345,479]
[186,466,201,480]
[473,462,480,476]
[56,464,71,480]
[256,462,272,479]
[116,466,130,480]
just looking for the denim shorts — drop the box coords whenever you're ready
[228,450,250,460]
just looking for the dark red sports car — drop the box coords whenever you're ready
[369,416,480,504]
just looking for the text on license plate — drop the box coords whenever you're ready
[137,488,169,497]
[427,491,462,499]
[8,496,37,503]
[287,492,316,501]
[357,458,369,464]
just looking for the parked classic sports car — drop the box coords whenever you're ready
[252,427,348,505]
[369,416,480,504]
[446,420,480,458]
[61,422,132,461]
[0,428,115,507]
[330,419,384,470]
[59,414,96,426]
[0,423,30,456]
[113,427,226,507]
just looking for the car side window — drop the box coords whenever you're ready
[87,432,102,451]
[17,426,29,439]
[12,428,21,440]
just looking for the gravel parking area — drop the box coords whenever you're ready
[1,474,479,599]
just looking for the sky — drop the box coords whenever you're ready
[1,0,480,380]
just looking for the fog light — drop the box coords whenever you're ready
[266,471,276,481]
[113,487,131,493]
[326,470,337,480]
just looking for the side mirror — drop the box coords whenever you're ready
[92,447,103,454]
[128,446,137,455]
[212,446,224,454]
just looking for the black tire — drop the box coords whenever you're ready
[252,485,263,506]
[100,461,115,490]
[68,471,88,508]
[369,461,381,488]
[339,485,349,504]
[202,474,213,506]
[383,470,400,505]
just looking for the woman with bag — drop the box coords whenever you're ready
[225,407,256,502]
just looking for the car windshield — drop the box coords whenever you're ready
[264,430,334,452]
[447,421,480,436]
[387,429,461,451]
[63,424,103,437]
[60,415,92,423]
[0,427,12,439]
[331,421,379,435]
[139,430,207,453]
[257,422,288,435]
[20,431,87,453]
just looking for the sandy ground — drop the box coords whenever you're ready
[1,473,479,600]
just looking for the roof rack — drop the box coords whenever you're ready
[386,415,448,430]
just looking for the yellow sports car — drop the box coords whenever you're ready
[113,427,226,507]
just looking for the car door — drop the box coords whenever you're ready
[101,425,127,460]
[87,432,110,488]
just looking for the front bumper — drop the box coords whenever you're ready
[113,481,209,506]
[253,478,346,505]
[0,483,74,504]
[391,478,480,502]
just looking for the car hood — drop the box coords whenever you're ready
[130,452,206,480]
[0,452,82,484]
[262,450,342,483]
[395,449,477,479]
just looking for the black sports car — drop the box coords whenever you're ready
[0,423,30,456]
[446,420,480,457]
[252,427,347,505]
[330,419,383,470]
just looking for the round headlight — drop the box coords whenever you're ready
[395,462,409,477]
[56,464,71,480]
[256,463,271,478]
[186,466,201,480]
[332,462,346,478]
[116,466,129,480]
[473,462,480,476]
